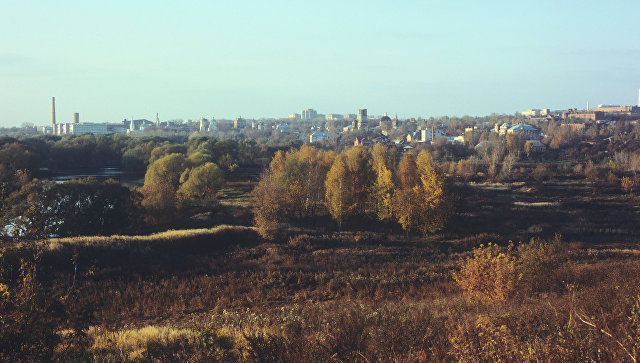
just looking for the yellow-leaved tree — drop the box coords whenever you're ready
[325,155,352,230]
[370,143,395,221]
[394,151,453,236]
[415,150,453,235]
[393,152,420,234]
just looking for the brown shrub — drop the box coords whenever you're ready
[453,243,519,302]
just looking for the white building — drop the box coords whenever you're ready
[55,122,109,135]
[326,114,344,120]
[309,131,337,143]
[522,109,550,117]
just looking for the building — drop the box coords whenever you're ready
[344,113,357,120]
[301,109,318,121]
[496,122,511,135]
[54,122,109,135]
[421,127,444,143]
[522,109,550,118]
[507,123,539,138]
[525,140,546,153]
[561,110,605,121]
[591,105,640,115]
[275,123,291,133]
[73,112,79,124]
[406,131,421,142]
[234,117,246,129]
[326,114,344,120]
[199,118,209,132]
[309,131,337,143]
[289,113,300,119]
[357,109,367,130]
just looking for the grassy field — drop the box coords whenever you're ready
[4,177,640,361]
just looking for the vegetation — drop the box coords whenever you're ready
[254,145,454,238]
[3,116,640,360]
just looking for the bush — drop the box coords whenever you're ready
[454,238,569,302]
[453,243,519,302]
[517,235,567,293]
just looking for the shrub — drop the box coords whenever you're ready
[448,314,525,362]
[517,236,567,293]
[453,243,519,302]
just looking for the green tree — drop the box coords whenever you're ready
[177,162,225,201]
[1,178,138,239]
[141,153,187,215]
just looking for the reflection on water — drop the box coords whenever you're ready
[45,168,145,187]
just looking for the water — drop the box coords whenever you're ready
[44,168,145,187]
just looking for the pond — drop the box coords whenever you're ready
[39,168,145,188]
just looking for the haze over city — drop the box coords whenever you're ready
[1,0,639,126]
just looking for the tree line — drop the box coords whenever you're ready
[0,135,281,239]
[252,144,454,238]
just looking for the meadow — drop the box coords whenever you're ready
[3,174,640,361]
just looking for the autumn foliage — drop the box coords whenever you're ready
[253,145,454,238]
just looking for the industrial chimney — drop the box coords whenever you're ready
[52,97,56,135]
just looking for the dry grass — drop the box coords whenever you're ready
[47,224,257,250]
[89,325,198,359]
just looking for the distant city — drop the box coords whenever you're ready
[13,89,640,146]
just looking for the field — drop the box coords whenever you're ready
[1,175,636,361]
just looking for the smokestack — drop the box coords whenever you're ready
[52,97,56,134]
[73,112,79,124]
[156,113,159,126]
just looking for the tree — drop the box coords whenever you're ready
[393,152,420,234]
[371,165,395,222]
[371,143,393,175]
[343,146,374,215]
[177,162,225,201]
[415,150,453,235]
[397,152,419,189]
[1,178,137,239]
[252,172,286,239]
[506,133,524,157]
[141,153,187,215]
[270,150,286,176]
[325,155,352,230]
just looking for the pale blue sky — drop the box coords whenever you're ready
[1,0,639,126]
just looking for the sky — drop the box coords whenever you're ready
[1,0,639,127]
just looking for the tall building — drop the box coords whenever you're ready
[73,112,79,124]
[301,108,317,121]
[357,109,368,130]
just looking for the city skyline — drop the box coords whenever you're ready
[2,0,640,127]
